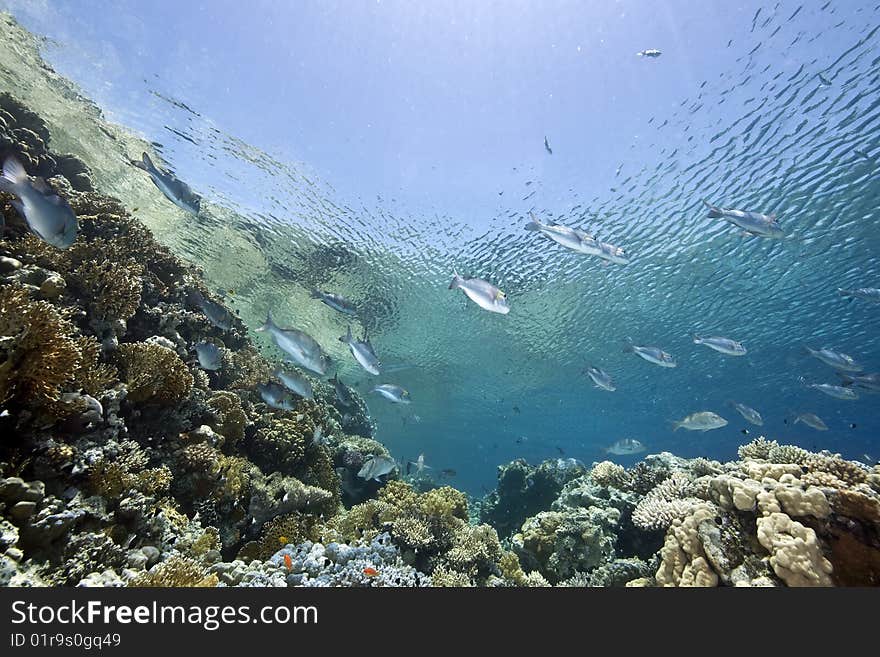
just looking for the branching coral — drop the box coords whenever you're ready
[590,461,632,490]
[206,391,248,446]
[737,436,778,461]
[632,472,701,531]
[129,556,218,587]
[68,257,144,323]
[0,285,80,407]
[116,342,193,405]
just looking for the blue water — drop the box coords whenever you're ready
[3,0,878,494]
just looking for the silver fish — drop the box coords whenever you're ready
[256,382,296,411]
[191,290,232,330]
[410,453,431,474]
[525,213,629,264]
[257,310,328,376]
[357,455,397,482]
[372,384,411,404]
[794,413,828,431]
[673,411,728,432]
[838,372,880,392]
[624,338,676,367]
[312,425,329,447]
[544,136,553,155]
[339,326,380,375]
[805,381,859,400]
[194,342,222,370]
[838,287,880,304]
[0,155,78,248]
[329,372,354,406]
[310,290,357,315]
[525,212,595,253]
[728,401,763,426]
[637,49,662,58]
[605,438,646,455]
[449,272,510,314]
[693,334,747,356]
[132,152,201,215]
[275,367,314,399]
[702,200,784,238]
[804,347,862,372]
[584,365,616,391]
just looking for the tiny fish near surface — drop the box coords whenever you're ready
[310,290,357,315]
[794,413,828,431]
[804,347,862,372]
[702,199,784,238]
[257,310,328,376]
[605,438,646,455]
[624,339,676,367]
[372,384,411,404]
[728,401,763,426]
[584,365,616,391]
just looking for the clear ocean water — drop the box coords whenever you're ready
[2,0,878,496]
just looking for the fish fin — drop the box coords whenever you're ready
[339,325,352,343]
[45,194,64,206]
[768,213,777,221]
[31,177,51,193]
[692,333,701,343]
[256,309,273,332]
[9,199,25,220]
[141,152,155,171]
[2,155,28,185]
[448,272,463,290]
[702,199,723,218]
[309,290,321,299]
[622,337,634,353]
[838,374,854,386]
[671,421,681,432]
[524,211,542,231]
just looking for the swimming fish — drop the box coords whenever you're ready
[728,401,763,426]
[702,200,784,238]
[339,326,381,375]
[310,290,357,315]
[329,372,354,406]
[274,367,314,399]
[794,413,828,431]
[257,310,328,376]
[372,384,411,404]
[283,554,293,571]
[804,347,862,372]
[194,342,223,370]
[672,411,728,432]
[838,372,880,392]
[357,455,397,482]
[854,149,875,162]
[256,382,297,411]
[363,567,379,578]
[693,334,747,356]
[624,338,676,367]
[838,287,880,304]
[584,365,616,391]
[449,272,510,314]
[0,155,78,249]
[803,381,859,400]
[817,73,832,86]
[312,425,329,447]
[525,212,595,253]
[544,136,553,154]
[132,152,201,215]
[637,49,662,58]
[605,438,646,455]
[190,290,232,330]
[410,453,431,474]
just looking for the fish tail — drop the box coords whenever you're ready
[256,308,273,332]
[692,333,701,343]
[671,421,682,432]
[1,154,27,189]
[622,337,634,353]
[140,152,155,171]
[524,211,542,231]
[309,289,321,299]
[838,373,854,386]
[702,199,723,218]
[449,271,463,290]
[339,325,352,343]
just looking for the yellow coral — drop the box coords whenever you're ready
[206,391,248,446]
[0,284,80,406]
[129,557,217,587]
[117,342,193,405]
[69,257,143,322]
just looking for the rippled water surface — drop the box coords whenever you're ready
[1,1,878,493]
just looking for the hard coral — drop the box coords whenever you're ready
[116,342,193,405]
[129,556,218,587]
